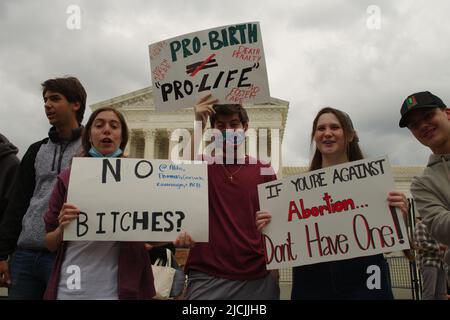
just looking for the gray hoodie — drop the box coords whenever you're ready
[16,137,81,250]
[411,154,450,246]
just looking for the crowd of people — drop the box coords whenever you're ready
[0,76,448,300]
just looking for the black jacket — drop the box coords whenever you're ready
[0,138,47,260]
[0,127,82,260]
[0,134,20,223]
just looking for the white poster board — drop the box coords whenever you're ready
[149,21,270,111]
[64,158,208,242]
[258,156,410,269]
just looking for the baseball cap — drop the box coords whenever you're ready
[399,91,446,128]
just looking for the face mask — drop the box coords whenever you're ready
[88,146,123,158]
[214,130,246,149]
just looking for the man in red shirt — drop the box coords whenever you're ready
[183,94,280,300]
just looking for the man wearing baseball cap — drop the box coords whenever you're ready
[399,91,450,299]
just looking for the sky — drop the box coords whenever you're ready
[1,0,449,166]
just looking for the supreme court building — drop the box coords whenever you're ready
[91,86,423,195]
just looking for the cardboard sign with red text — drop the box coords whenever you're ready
[257,156,410,269]
[149,22,270,111]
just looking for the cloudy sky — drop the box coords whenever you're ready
[1,0,449,166]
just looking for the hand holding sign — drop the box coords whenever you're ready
[144,230,196,250]
[194,93,218,129]
[256,210,272,232]
[58,203,80,230]
[387,191,409,222]
[173,231,195,248]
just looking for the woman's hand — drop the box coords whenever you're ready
[387,191,409,222]
[57,203,80,232]
[173,231,195,248]
[45,203,80,252]
[256,210,272,232]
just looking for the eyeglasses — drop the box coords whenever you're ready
[406,109,437,130]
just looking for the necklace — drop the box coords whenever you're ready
[221,164,244,181]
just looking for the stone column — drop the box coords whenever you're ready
[125,130,134,157]
[189,129,195,160]
[167,129,175,160]
[274,127,282,178]
[143,129,157,159]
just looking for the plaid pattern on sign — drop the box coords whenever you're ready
[414,221,444,270]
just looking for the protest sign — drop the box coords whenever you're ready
[149,22,270,111]
[64,157,208,242]
[258,156,410,269]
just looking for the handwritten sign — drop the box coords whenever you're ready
[258,156,410,269]
[149,22,270,111]
[64,158,208,242]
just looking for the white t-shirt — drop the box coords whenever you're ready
[57,241,120,300]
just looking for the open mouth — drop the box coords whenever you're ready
[322,140,335,145]
[101,138,113,144]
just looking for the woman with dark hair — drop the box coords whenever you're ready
[257,107,409,299]
[42,107,155,299]
[308,107,363,171]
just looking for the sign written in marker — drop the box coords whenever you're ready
[149,22,270,112]
[258,156,410,269]
[64,157,208,242]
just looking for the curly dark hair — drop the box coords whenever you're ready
[42,76,87,124]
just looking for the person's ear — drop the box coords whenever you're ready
[348,131,355,143]
[444,108,450,120]
[243,123,249,132]
[72,102,80,112]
